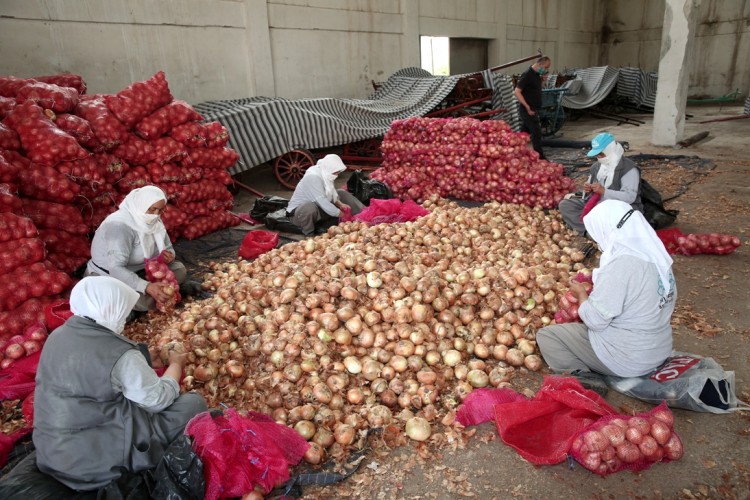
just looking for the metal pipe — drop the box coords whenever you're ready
[489,50,543,73]
[232,180,265,198]
[698,114,750,124]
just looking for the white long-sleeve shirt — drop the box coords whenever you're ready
[287,174,340,217]
[87,220,174,293]
[579,255,676,377]
[110,350,180,412]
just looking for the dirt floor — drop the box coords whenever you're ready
[227,104,750,500]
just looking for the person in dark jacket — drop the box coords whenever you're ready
[558,132,643,234]
[514,56,552,159]
[33,276,207,491]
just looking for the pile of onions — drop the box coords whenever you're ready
[370,117,576,207]
[570,404,684,475]
[133,198,589,465]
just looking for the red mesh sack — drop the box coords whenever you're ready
[47,252,89,274]
[0,96,17,119]
[152,136,188,165]
[4,101,90,167]
[21,198,89,234]
[114,166,151,194]
[114,134,156,165]
[186,146,239,169]
[170,122,207,148]
[52,112,100,149]
[0,261,73,312]
[177,198,232,218]
[0,76,34,98]
[38,229,91,258]
[456,387,528,427]
[15,81,79,113]
[0,348,42,398]
[493,376,617,465]
[0,297,57,340]
[203,121,229,148]
[0,237,47,275]
[554,272,593,324]
[56,156,106,187]
[17,162,81,203]
[160,205,188,236]
[675,232,741,256]
[0,212,38,242]
[95,153,130,183]
[0,184,22,214]
[135,100,203,140]
[186,409,309,499]
[239,230,279,260]
[354,198,429,225]
[144,251,181,311]
[570,402,683,475]
[146,162,184,183]
[181,210,239,240]
[75,95,130,150]
[0,151,22,183]
[45,299,72,331]
[105,71,173,128]
[200,168,233,186]
[33,73,87,94]
[0,122,21,150]
[177,181,233,203]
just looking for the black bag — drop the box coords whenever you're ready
[250,196,289,223]
[346,170,392,205]
[264,209,305,234]
[640,179,678,229]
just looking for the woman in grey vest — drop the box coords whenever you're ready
[33,276,207,491]
[558,132,643,234]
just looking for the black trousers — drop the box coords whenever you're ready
[519,108,545,160]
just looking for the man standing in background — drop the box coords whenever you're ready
[514,56,552,160]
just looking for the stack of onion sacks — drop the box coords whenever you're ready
[135,198,589,465]
[570,402,684,475]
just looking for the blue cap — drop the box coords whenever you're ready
[587,132,615,157]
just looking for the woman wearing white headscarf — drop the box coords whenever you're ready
[33,276,207,491]
[286,154,365,235]
[537,200,676,390]
[86,185,188,311]
[558,132,643,234]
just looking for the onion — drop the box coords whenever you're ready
[343,356,362,374]
[4,343,25,360]
[649,420,671,446]
[505,348,524,367]
[334,424,356,446]
[405,417,431,441]
[583,430,609,452]
[523,354,542,371]
[662,433,684,460]
[651,407,675,428]
[303,442,325,465]
[442,349,462,367]
[467,369,489,388]
[624,426,643,445]
[294,420,316,440]
[638,435,659,461]
[616,442,641,463]
[600,424,626,447]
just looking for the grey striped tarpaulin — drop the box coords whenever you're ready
[195,68,464,175]
[616,67,658,108]
[744,96,750,115]
[559,66,620,110]
[481,70,522,131]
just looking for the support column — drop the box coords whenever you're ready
[244,0,275,97]
[488,0,508,67]
[400,0,420,68]
[652,0,698,146]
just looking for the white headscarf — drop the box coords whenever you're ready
[304,154,346,203]
[583,199,674,294]
[70,276,139,334]
[108,185,168,258]
[596,140,625,188]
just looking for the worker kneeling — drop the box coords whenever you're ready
[286,154,365,235]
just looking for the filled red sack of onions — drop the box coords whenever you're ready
[74,95,130,150]
[0,184,22,214]
[186,146,239,169]
[0,152,22,183]
[0,96,17,119]
[105,71,173,128]
[52,112,100,149]
[176,198,232,218]
[177,180,234,203]
[0,213,39,242]
[0,322,49,368]
[674,232,741,256]
[0,237,47,275]
[115,166,151,194]
[201,168,234,185]
[47,252,90,275]
[0,76,35,98]
[95,153,130,183]
[4,101,90,167]
[17,162,81,203]
[569,402,683,475]
[160,205,188,236]
[0,260,72,312]
[21,198,89,235]
[135,100,203,140]
[170,121,208,148]
[38,229,91,258]
[144,251,181,311]
[146,162,183,183]
[203,121,230,148]
[33,73,87,95]
[114,134,156,165]
[151,136,188,165]
[181,210,239,240]
[0,122,21,150]
[0,297,57,343]
[55,156,106,187]
[15,81,79,113]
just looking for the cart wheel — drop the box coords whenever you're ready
[274,149,316,189]
[343,138,383,158]
[540,110,566,137]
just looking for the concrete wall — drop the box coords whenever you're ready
[601,0,750,98]
[0,0,746,102]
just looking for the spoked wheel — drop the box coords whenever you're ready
[274,149,316,189]
[343,138,383,158]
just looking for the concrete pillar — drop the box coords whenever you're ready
[400,0,420,68]
[488,0,508,67]
[652,0,698,146]
[244,0,275,96]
